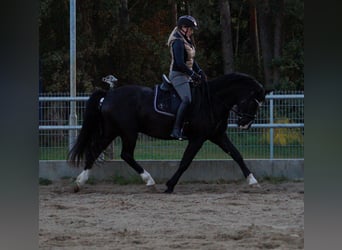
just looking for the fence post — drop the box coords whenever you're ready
[69,0,77,151]
[269,92,274,159]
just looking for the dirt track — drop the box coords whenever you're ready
[39,180,304,249]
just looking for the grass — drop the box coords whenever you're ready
[40,141,303,160]
[39,130,304,160]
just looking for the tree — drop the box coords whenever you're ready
[248,0,261,69]
[169,0,178,25]
[119,0,129,31]
[219,0,234,74]
[257,0,274,89]
[257,0,289,90]
[272,0,284,87]
[39,0,303,92]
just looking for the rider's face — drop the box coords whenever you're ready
[181,27,194,37]
[187,27,194,36]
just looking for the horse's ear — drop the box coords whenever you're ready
[264,88,274,95]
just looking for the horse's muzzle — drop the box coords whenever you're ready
[237,118,254,130]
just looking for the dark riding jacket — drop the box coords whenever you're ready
[169,31,202,77]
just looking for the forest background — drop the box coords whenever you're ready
[39,0,303,93]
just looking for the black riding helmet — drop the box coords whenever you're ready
[177,15,198,30]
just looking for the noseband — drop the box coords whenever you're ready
[231,98,261,120]
[231,107,256,120]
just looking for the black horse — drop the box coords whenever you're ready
[68,72,269,193]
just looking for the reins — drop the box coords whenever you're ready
[202,80,215,124]
[190,79,215,125]
[211,88,258,120]
[230,98,261,120]
[231,106,256,119]
[193,76,260,127]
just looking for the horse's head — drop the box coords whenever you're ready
[234,94,263,130]
[233,79,271,130]
[209,73,271,130]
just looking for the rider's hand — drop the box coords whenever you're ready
[199,71,207,82]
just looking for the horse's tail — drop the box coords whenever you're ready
[68,89,107,167]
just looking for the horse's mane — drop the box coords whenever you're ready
[209,72,261,88]
[189,72,263,122]
[209,72,263,97]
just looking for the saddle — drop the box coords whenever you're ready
[154,74,181,117]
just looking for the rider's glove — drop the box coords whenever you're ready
[199,70,208,82]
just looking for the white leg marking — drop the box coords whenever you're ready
[76,169,90,187]
[140,170,156,186]
[247,173,258,185]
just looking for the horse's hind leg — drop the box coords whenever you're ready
[210,134,259,186]
[120,134,155,186]
[74,136,114,192]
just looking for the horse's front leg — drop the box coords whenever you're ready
[210,133,259,187]
[165,138,205,193]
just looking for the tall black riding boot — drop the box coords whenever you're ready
[170,100,189,140]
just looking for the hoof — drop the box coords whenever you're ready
[140,171,156,186]
[165,181,174,193]
[73,184,80,193]
[251,183,261,189]
[146,181,156,186]
[247,173,258,185]
[164,187,174,194]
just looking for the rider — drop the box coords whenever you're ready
[167,15,207,140]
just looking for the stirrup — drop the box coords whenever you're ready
[170,128,187,141]
[170,128,182,140]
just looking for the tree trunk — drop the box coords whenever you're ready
[234,4,244,56]
[248,0,261,69]
[219,0,234,74]
[187,1,191,15]
[273,0,284,87]
[119,0,129,31]
[169,0,178,26]
[257,0,273,89]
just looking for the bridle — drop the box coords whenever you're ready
[231,107,256,120]
[198,82,263,126]
[231,98,262,120]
